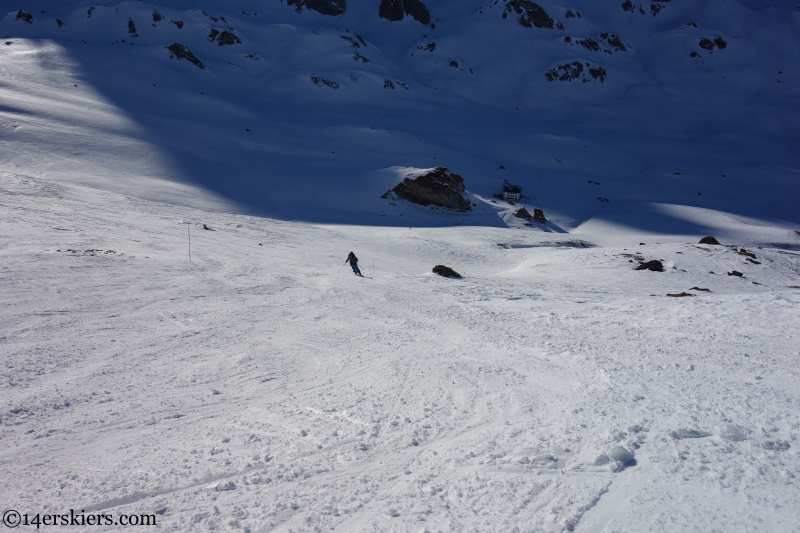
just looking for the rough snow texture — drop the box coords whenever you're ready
[1,0,800,532]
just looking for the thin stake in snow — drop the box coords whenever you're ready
[187,223,192,264]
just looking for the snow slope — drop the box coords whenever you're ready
[2,0,800,532]
[2,172,800,532]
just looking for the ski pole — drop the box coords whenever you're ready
[337,260,347,273]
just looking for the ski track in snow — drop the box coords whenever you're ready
[1,173,800,532]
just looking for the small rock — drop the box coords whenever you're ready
[636,260,663,272]
[698,236,720,245]
[667,292,694,297]
[514,207,532,219]
[433,265,462,278]
[727,271,743,277]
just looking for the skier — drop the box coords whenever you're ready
[345,251,362,276]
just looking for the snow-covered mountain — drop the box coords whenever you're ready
[2,0,799,225]
[1,1,800,532]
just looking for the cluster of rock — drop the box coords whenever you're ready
[284,0,431,24]
[514,207,546,224]
[545,61,606,83]
[379,0,431,25]
[387,167,473,211]
[502,1,558,30]
[287,0,346,16]
[167,43,206,70]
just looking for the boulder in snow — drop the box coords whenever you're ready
[514,207,532,219]
[636,260,663,272]
[392,167,472,211]
[533,208,546,224]
[433,265,462,278]
[698,236,720,245]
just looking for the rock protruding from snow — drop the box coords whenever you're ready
[636,260,663,271]
[379,0,431,25]
[15,10,34,24]
[698,236,720,245]
[433,265,462,278]
[533,208,546,224]
[514,207,532,219]
[167,44,205,70]
[503,0,555,29]
[288,0,347,16]
[545,61,606,83]
[392,167,472,211]
[216,31,242,46]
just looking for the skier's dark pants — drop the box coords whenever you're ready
[351,263,361,275]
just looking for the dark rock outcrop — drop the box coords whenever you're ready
[311,76,339,89]
[578,38,601,52]
[533,208,546,224]
[698,236,720,245]
[288,0,346,16]
[379,0,404,21]
[379,0,431,25]
[217,31,241,46]
[636,260,663,272]
[402,0,431,24]
[547,62,607,83]
[433,265,462,278]
[503,0,554,29]
[727,270,743,277]
[167,44,205,70]
[667,292,694,297]
[15,10,34,24]
[392,168,472,211]
[606,34,626,52]
[515,207,532,219]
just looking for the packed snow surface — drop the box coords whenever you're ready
[2,0,800,532]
